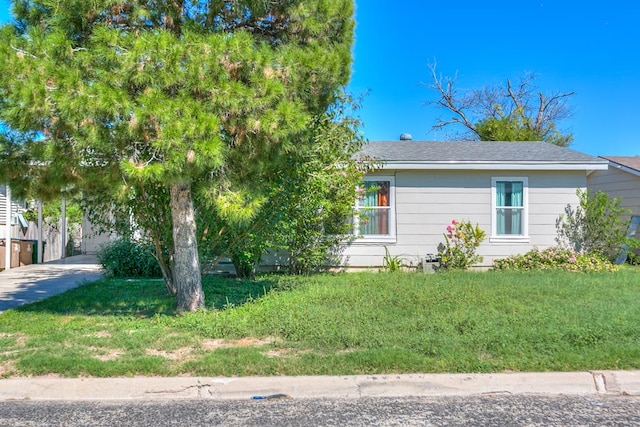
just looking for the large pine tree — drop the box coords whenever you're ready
[0,0,354,311]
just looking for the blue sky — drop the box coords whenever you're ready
[349,1,639,155]
[1,0,638,156]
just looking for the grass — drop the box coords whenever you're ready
[0,269,639,378]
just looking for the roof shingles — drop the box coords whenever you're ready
[601,156,640,172]
[362,141,605,163]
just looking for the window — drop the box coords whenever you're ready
[491,177,528,241]
[354,176,395,242]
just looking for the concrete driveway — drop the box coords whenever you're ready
[0,255,103,313]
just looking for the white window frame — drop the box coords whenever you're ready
[354,175,396,243]
[490,176,529,243]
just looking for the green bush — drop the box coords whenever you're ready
[493,246,618,272]
[97,239,162,278]
[556,189,632,261]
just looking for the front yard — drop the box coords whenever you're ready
[0,269,638,378]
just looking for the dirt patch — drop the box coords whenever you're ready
[141,337,285,362]
[0,332,28,348]
[91,348,125,361]
[336,348,358,355]
[146,347,193,361]
[0,360,17,377]
[88,331,112,339]
[263,348,313,359]
[201,336,283,350]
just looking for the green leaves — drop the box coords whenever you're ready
[1,0,356,310]
[556,189,633,261]
[2,1,354,187]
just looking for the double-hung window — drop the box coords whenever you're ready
[354,176,395,242]
[491,177,528,242]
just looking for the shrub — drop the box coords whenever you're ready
[493,246,619,272]
[437,219,486,270]
[556,189,632,261]
[97,239,162,278]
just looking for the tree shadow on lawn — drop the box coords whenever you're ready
[15,275,279,317]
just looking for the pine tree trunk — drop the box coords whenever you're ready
[170,182,204,311]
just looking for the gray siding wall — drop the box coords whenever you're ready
[342,170,586,268]
[81,215,113,254]
[0,188,26,240]
[588,167,640,217]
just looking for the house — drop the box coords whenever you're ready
[341,141,609,268]
[1,185,75,265]
[0,184,27,238]
[81,215,113,255]
[587,156,640,243]
[1,184,30,270]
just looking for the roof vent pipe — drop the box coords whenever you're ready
[400,133,412,141]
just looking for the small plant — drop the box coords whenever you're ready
[381,246,403,272]
[493,246,618,272]
[437,219,486,270]
[97,239,162,278]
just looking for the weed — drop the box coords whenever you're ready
[381,246,403,272]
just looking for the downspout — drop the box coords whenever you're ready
[4,185,11,270]
[37,199,43,263]
[61,196,66,259]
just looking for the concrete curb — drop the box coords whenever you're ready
[1,371,638,401]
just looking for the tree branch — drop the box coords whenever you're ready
[427,62,478,135]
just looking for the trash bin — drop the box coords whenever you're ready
[18,240,34,266]
[422,253,441,273]
[22,239,39,264]
[0,239,21,269]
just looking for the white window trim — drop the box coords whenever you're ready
[490,176,529,243]
[353,175,396,244]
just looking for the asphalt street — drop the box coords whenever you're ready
[1,395,639,426]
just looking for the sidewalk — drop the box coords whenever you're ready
[0,371,638,401]
[0,255,103,313]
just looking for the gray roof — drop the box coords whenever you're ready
[362,141,605,164]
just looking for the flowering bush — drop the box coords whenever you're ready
[493,246,619,272]
[437,219,486,270]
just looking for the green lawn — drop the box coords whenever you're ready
[1,269,639,378]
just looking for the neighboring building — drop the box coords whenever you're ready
[1,185,29,270]
[588,156,640,217]
[341,141,609,269]
[588,156,640,248]
[81,214,112,255]
[0,185,27,239]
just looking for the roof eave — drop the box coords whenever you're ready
[375,161,610,171]
[606,161,640,177]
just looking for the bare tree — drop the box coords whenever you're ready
[427,62,575,146]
